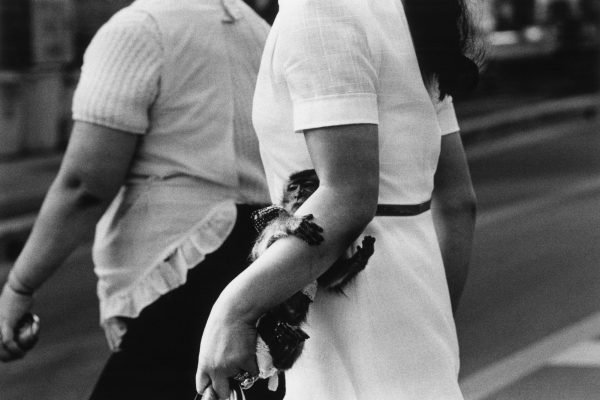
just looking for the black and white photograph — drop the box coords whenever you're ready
[0,0,599,399]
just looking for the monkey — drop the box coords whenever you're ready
[249,169,375,372]
[250,169,324,261]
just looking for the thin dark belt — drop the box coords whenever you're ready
[376,200,431,217]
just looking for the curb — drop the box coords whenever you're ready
[460,94,600,144]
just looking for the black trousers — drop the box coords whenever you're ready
[89,205,285,400]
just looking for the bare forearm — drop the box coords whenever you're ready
[214,185,376,322]
[431,132,477,313]
[7,123,139,294]
[213,123,379,322]
[8,179,110,293]
[432,203,476,313]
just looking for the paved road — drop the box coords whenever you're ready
[0,246,107,400]
[0,115,599,399]
[0,155,62,220]
[457,115,600,398]
[457,116,600,369]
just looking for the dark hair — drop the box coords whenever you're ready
[403,0,483,100]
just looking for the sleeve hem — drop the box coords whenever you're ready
[293,93,379,133]
[73,115,148,135]
[436,96,460,136]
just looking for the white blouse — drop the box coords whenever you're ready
[72,0,270,349]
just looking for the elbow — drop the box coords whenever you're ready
[347,180,379,231]
[362,184,379,225]
[449,189,478,220]
[355,205,377,232]
[464,189,478,219]
[55,172,114,210]
[433,185,478,221]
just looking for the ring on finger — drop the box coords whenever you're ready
[233,371,259,390]
[233,371,252,382]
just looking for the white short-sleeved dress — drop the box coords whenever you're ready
[252,0,464,399]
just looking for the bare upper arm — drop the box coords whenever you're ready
[56,121,139,202]
[303,123,379,216]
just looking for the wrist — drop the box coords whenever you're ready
[7,271,35,297]
[213,286,262,324]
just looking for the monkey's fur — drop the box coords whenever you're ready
[250,169,375,371]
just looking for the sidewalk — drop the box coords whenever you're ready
[0,92,599,262]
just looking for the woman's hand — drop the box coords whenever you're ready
[196,303,259,400]
[0,284,34,362]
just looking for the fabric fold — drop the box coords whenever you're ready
[101,200,237,351]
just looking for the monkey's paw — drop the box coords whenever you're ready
[356,235,375,260]
[319,235,376,292]
[288,214,324,245]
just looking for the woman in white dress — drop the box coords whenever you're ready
[196,0,480,399]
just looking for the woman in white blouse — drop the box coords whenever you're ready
[196,0,480,399]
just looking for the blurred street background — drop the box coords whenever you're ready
[1,0,599,399]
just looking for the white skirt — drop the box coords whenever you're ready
[284,212,464,400]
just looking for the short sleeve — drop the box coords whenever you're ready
[278,0,379,132]
[435,95,460,136]
[72,10,162,134]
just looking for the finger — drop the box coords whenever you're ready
[202,386,219,400]
[299,224,322,245]
[3,339,25,359]
[308,232,324,245]
[196,371,211,395]
[297,232,315,245]
[0,341,15,362]
[300,225,319,242]
[211,376,231,400]
[0,323,25,359]
[306,223,324,239]
[312,231,324,243]
[0,342,25,361]
[240,358,259,378]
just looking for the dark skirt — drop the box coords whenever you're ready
[89,204,285,400]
